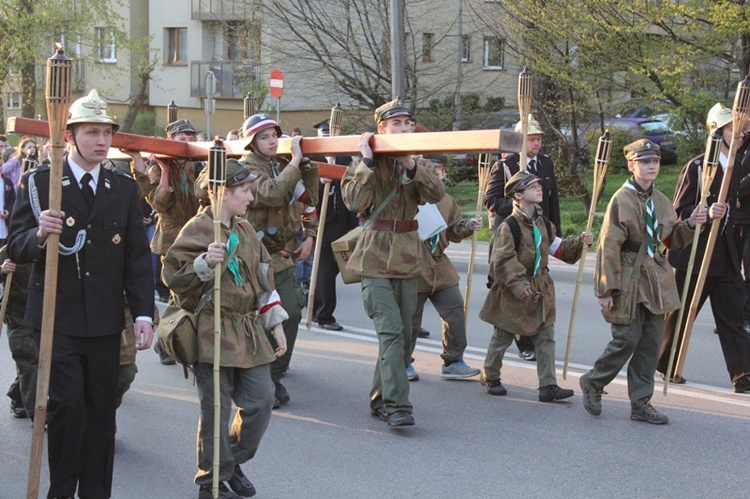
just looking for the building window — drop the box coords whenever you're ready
[96,27,116,63]
[422,33,434,63]
[225,21,260,62]
[6,92,22,109]
[483,36,504,70]
[167,28,187,65]
[461,35,471,62]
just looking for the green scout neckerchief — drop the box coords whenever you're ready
[625,178,660,258]
[178,162,190,201]
[429,233,440,253]
[226,232,243,285]
[532,224,542,277]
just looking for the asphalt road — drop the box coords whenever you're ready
[1,240,748,498]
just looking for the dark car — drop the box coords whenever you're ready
[601,117,678,164]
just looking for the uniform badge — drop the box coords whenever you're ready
[66,216,75,227]
[112,233,121,245]
[62,177,71,187]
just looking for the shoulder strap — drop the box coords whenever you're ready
[362,186,399,230]
[504,215,552,251]
[630,242,649,280]
[504,216,522,251]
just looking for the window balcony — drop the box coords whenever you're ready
[190,61,259,99]
[191,0,257,21]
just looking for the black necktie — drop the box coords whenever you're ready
[80,172,95,210]
[528,159,536,174]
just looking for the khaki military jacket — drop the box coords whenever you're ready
[163,211,288,368]
[418,194,474,294]
[595,181,695,316]
[241,153,319,273]
[135,159,200,255]
[341,156,445,279]
[480,205,583,336]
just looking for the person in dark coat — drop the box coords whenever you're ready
[310,119,358,331]
[8,89,155,498]
[656,103,750,393]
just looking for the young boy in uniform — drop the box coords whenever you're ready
[479,170,591,400]
[341,98,445,428]
[163,158,288,499]
[580,139,707,424]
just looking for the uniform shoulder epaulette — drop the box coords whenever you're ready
[109,168,137,182]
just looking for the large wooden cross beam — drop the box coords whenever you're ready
[7,116,521,180]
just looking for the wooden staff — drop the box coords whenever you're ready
[208,140,227,499]
[663,131,722,394]
[0,272,12,337]
[27,44,72,499]
[518,67,533,171]
[562,131,612,379]
[306,103,343,330]
[673,75,750,382]
[463,154,493,327]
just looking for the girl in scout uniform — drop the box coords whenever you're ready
[163,159,288,499]
[479,170,591,401]
[580,139,707,424]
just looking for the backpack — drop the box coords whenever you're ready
[486,215,552,288]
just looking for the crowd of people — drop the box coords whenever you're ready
[2,90,750,499]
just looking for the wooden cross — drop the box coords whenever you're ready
[7,116,522,180]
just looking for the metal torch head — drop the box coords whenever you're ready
[208,139,227,187]
[329,103,344,137]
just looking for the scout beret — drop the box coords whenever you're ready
[623,138,660,161]
[423,153,448,166]
[505,170,541,197]
[200,158,257,190]
[374,97,412,124]
[165,119,196,137]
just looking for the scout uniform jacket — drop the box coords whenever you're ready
[595,181,695,315]
[241,153,319,274]
[135,159,200,256]
[341,156,445,279]
[480,205,582,336]
[417,193,474,294]
[163,211,288,368]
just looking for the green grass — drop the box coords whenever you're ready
[447,163,683,242]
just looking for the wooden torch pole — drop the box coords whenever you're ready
[562,131,612,379]
[208,140,227,499]
[306,103,343,329]
[518,67,533,171]
[673,75,750,382]
[27,44,72,499]
[663,131,722,394]
[463,154,492,328]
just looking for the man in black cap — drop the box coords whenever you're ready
[310,119,358,331]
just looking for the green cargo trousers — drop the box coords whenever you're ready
[587,304,663,409]
[267,267,305,384]
[483,324,557,387]
[362,277,416,415]
[193,362,275,486]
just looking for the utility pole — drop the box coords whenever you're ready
[454,0,463,130]
[391,0,405,99]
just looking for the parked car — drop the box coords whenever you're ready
[601,117,678,164]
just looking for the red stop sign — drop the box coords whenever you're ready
[269,68,284,99]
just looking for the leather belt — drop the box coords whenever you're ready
[263,240,287,254]
[366,219,419,233]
